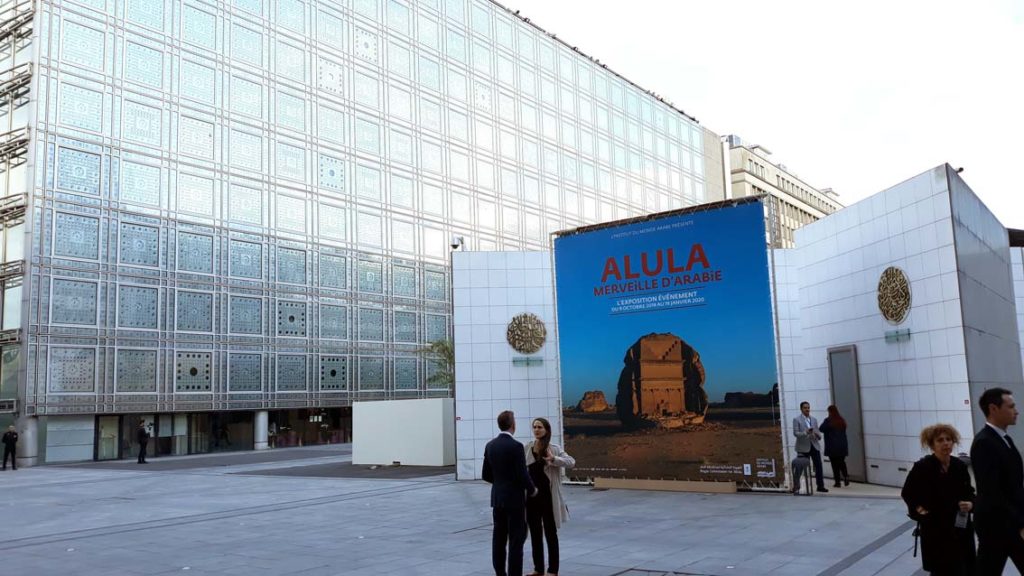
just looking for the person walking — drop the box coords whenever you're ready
[524,417,575,576]
[820,405,850,487]
[482,411,537,576]
[792,401,828,492]
[136,420,150,464]
[1,425,17,470]
[901,424,976,575]
[971,387,1024,574]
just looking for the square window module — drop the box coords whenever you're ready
[176,291,214,332]
[277,247,306,284]
[54,213,100,260]
[230,131,263,171]
[116,350,158,393]
[318,105,345,145]
[229,296,262,334]
[61,21,104,70]
[394,357,418,390]
[354,28,379,63]
[355,166,381,201]
[317,11,344,51]
[320,304,347,339]
[358,307,384,341]
[178,173,215,216]
[123,101,162,146]
[276,143,306,181]
[318,155,345,192]
[119,223,160,266]
[176,232,213,273]
[277,300,307,337]
[320,356,348,391]
[49,347,97,393]
[276,195,305,232]
[319,254,346,288]
[119,160,161,206]
[51,279,98,325]
[357,260,383,293]
[118,285,159,329]
[424,270,446,300]
[231,24,263,66]
[175,351,212,392]
[180,61,215,105]
[425,313,447,342]
[179,116,215,159]
[57,148,101,196]
[319,204,346,241]
[182,5,217,50]
[277,0,305,33]
[358,357,384,390]
[391,220,415,253]
[276,41,305,82]
[354,118,380,154]
[234,0,261,15]
[229,353,262,391]
[277,92,305,131]
[394,310,417,343]
[357,212,382,247]
[392,265,416,297]
[231,76,263,118]
[229,184,263,224]
[354,73,379,109]
[317,58,345,96]
[59,83,103,133]
[124,42,163,88]
[276,355,307,391]
[229,240,262,278]
[126,0,164,30]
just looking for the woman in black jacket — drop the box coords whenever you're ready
[900,424,975,576]
[819,405,850,487]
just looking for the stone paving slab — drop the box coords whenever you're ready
[234,461,453,480]
[0,449,966,576]
[57,445,352,471]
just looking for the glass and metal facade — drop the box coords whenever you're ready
[0,0,721,459]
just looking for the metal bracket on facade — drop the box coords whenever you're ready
[0,192,24,221]
[0,62,31,102]
[0,328,20,345]
[0,398,15,413]
[0,259,22,282]
[0,1,34,46]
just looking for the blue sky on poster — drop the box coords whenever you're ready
[506,0,1024,228]
[554,202,778,405]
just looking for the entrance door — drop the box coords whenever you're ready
[96,416,121,460]
[827,346,866,482]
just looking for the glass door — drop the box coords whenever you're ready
[96,416,121,460]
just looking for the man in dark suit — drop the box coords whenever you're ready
[972,387,1024,574]
[136,420,150,464]
[482,410,536,576]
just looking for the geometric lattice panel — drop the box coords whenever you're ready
[394,310,417,343]
[392,265,416,297]
[176,291,213,332]
[116,349,158,392]
[320,254,347,288]
[118,285,159,329]
[358,357,385,390]
[395,357,418,390]
[359,307,384,341]
[425,314,447,342]
[276,355,307,391]
[57,147,101,195]
[424,270,446,300]
[119,223,160,266]
[320,356,348,391]
[54,213,100,260]
[49,347,97,392]
[177,232,213,273]
[229,353,262,392]
[120,160,161,205]
[277,300,307,337]
[229,296,262,334]
[358,260,382,293]
[51,279,98,325]
[230,240,262,279]
[175,351,212,392]
[318,154,345,191]
[277,247,306,284]
[320,304,347,339]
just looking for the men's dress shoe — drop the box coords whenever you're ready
[818,487,829,493]
[834,483,841,487]
[844,480,850,486]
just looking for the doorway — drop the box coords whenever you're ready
[827,345,867,482]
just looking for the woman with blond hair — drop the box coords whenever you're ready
[901,424,976,575]
[525,417,575,576]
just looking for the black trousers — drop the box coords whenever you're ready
[829,456,849,484]
[137,440,148,463]
[527,490,559,574]
[975,530,1024,575]
[492,504,527,576]
[808,446,825,489]
[2,447,14,469]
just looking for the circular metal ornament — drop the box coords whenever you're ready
[877,266,911,324]
[506,313,547,354]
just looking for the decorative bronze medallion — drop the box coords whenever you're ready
[877,266,911,324]
[506,313,547,355]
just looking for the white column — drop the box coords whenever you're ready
[16,416,38,467]
[254,410,268,450]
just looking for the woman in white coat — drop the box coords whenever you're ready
[524,417,575,576]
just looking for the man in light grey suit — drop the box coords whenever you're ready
[793,401,828,493]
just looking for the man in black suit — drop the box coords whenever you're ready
[482,410,537,576]
[972,387,1024,574]
[136,420,150,464]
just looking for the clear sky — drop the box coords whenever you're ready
[505,0,1024,228]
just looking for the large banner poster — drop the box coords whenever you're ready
[553,200,782,484]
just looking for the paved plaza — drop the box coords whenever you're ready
[0,445,933,576]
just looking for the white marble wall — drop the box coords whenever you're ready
[772,249,802,461]
[452,251,561,480]
[1014,248,1024,371]
[791,166,973,487]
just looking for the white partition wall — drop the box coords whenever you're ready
[452,251,561,480]
[1014,248,1024,369]
[352,398,454,467]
